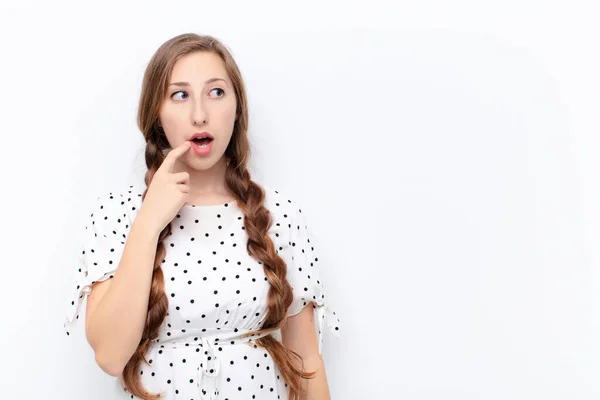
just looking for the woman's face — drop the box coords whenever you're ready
[158,51,237,170]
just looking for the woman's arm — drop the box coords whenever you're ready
[281,302,331,400]
[85,213,160,376]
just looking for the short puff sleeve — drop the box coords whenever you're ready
[63,191,132,336]
[283,202,341,354]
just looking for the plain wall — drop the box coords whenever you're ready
[1,0,600,399]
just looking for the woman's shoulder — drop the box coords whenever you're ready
[260,184,303,215]
[86,182,145,223]
[259,184,314,236]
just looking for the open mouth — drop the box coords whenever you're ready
[191,137,213,146]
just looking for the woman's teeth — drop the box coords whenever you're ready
[193,138,212,148]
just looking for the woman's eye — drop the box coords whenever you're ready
[210,88,225,97]
[170,88,224,101]
[171,90,188,100]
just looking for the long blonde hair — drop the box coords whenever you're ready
[121,33,315,399]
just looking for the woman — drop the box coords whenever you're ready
[64,33,341,400]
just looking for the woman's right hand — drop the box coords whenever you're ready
[137,141,192,235]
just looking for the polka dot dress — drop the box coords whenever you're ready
[64,183,341,399]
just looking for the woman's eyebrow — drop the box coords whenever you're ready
[168,78,228,87]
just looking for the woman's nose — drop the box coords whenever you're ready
[191,100,207,125]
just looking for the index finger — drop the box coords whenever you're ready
[163,141,191,173]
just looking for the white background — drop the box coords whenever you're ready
[1,0,600,399]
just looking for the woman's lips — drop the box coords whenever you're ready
[190,138,213,155]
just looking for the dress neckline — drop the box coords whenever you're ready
[183,199,238,209]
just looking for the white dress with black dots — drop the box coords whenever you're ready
[64,183,341,399]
